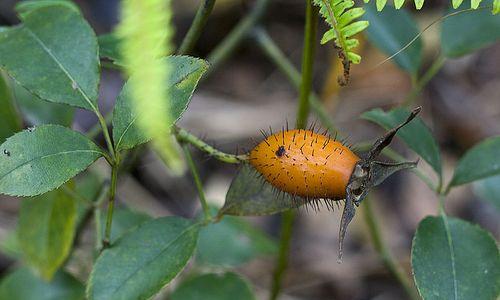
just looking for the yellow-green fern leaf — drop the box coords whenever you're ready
[366,0,497,13]
[117,0,185,174]
[453,0,465,8]
[492,0,499,13]
[313,0,369,85]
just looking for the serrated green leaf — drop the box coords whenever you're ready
[18,186,76,280]
[449,136,500,187]
[0,72,22,144]
[170,272,255,300]
[222,164,302,216]
[412,216,500,300]
[364,3,422,74]
[112,56,208,151]
[0,3,100,111]
[0,125,103,196]
[12,79,74,127]
[98,33,122,62]
[197,214,277,266]
[0,268,84,300]
[15,0,79,17]
[361,107,441,175]
[101,208,152,243]
[87,217,199,300]
[473,175,500,211]
[441,0,500,57]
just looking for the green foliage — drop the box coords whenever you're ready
[363,3,422,74]
[473,175,500,210]
[112,56,208,151]
[0,230,21,259]
[313,0,369,65]
[12,80,74,127]
[0,72,22,144]
[441,0,500,57]
[449,136,500,187]
[222,164,300,216]
[116,0,184,173]
[101,208,152,243]
[0,2,100,112]
[0,268,84,300]
[18,186,77,280]
[0,125,103,196]
[362,107,442,176]
[197,214,277,266]
[170,272,255,300]
[363,0,500,12]
[87,217,199,300]
[412,216,500,299]
[15,0,80,15]
[97,33,122,63]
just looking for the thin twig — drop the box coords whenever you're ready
[269,3,318,300]
[183,144,211,221]
[362,197,419,300]
[174,126,248,163]
[178,0,217,55]
[253,27,338,134]
[206,0,270,74]
[102,159,119,249]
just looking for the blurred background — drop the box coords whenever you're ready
[0,0,499,299]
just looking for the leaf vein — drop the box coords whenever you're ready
[0,150,102,181]
[24,28,97,112]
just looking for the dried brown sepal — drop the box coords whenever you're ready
[337,106,422,261]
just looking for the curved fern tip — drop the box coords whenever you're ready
[313,0,369,85]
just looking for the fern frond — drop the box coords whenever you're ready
[364,0,499,13]
[117,0,185,174]
[312,0,369,85]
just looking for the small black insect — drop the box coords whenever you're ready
[3,149,10,157]
[275,145,286,157]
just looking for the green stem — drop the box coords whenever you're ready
[178,0,217,55]
[252,27,338,133]
[404,55,446,105]
[174,126,248,163]
[102,161,119,248]
[270,4,318,300]
[182,144,211,221]
[206,0,270,74]
[95,208,103,251]
[87,111,113,139]
[93,182,110,251]
[96,111,116,161]
[269,210,295,300]
[296,4,317,129]
[362,197,419,300]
